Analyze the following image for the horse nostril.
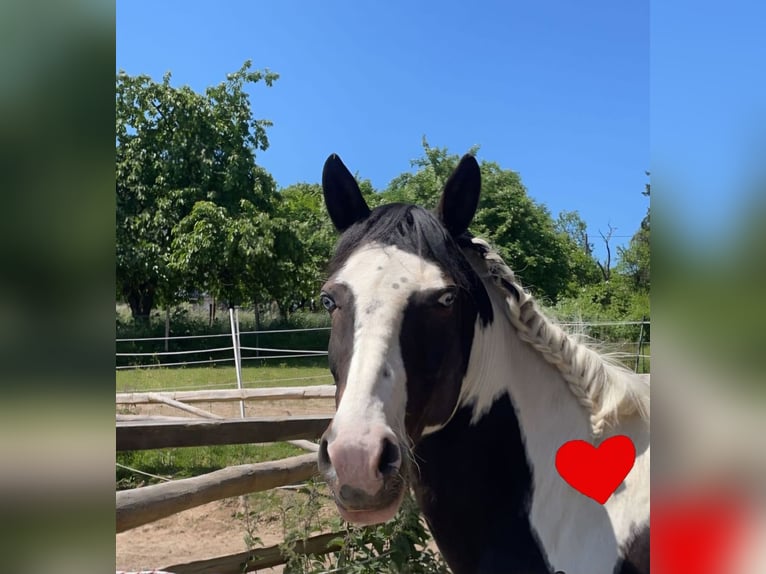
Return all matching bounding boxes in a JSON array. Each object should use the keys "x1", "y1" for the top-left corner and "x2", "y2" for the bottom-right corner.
[
  {"x1": 378, "y1": 438, "x2": 401, "y2": 477},
  {"x1": 318, "y1": 437, "x2": 331, "y2": 471}
]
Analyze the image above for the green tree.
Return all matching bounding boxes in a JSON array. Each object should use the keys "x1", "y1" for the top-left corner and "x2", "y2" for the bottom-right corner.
[
  {"x1": 382, "y1": 137, "x2": 479, "y2": 206},
  {"x1": 472, "y1": 161, "x2": 577, "y2": 303},
  {"x1": 381, "y1": 139, "x2": 584, "y2": 303},
  {"x1": 168, "y1": 200, "x2": 277, "y2": 309},
  {"x1": 555, "y1": 211, "x2": 602, "y2": 291},
  {"x1": 116, "y1": 61, "x2": 278, "y2": 320},
  {"x1": 276, "y1": 183, "x2": 337, "y2": 308},
  {"x1": 556, "y1": 210, "x2": 591, "y2": 252},
  {"x1": 617, "y1": 224, "x2": 650, "y2": 291},
  {"x1": 553, "y1": 175, "x2": 651, "y2": 342},
  {"x1": 616, "y1": 175, "x2": 650, "y2": 291}
]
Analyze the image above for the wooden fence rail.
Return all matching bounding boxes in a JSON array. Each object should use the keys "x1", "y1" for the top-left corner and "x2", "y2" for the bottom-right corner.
[
  {"x1": 116, "y1": 453, "x2": 319, "y2": 532},
  {"x1": 162, "y1": 531, "x2": 345, "y2": 574},
  {"x1": 145, "y1": 392, "x2": 224, "y2": 419},
  {"x1": 116, "y1": 385, "x2": 336, "y2": 405},
  {"x1": 117, "y1": 415, "x2": 332, "y2": 451}
]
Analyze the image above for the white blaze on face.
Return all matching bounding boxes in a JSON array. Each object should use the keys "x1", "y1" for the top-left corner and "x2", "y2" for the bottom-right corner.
[{"x1": 328, "y1": 243, "x2": 448, "y2": 490}]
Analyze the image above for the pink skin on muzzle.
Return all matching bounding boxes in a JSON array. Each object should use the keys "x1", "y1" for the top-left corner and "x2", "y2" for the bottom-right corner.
[{"x1": 320, "y1": 423, "x2": 404, "y2": 525}]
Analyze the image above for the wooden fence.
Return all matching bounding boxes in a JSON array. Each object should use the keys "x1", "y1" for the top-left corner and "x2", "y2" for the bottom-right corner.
[
  {"x1": 117, "y1": 377, "x2": 652, "y2": 572},
  {"x1": 116, "y1": 385, "x2": 336, "y2": 405},
  {"x1": 117, "y1": 453, "x2": 319, "y2": 532},
  {"x1": 117, "y1": 415, "x2": 332, "y2": 451},
  {"x1": 162, "y1": 532, "x2": 345, "y2": 574},
  {"x1": 116, "y1": 385, "x2": 338, "y2": 573}
]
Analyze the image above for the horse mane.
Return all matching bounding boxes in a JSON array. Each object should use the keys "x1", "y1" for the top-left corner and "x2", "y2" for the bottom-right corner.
[{"x1": 462, "y1": 235, "x2": 650, "y2": 437}]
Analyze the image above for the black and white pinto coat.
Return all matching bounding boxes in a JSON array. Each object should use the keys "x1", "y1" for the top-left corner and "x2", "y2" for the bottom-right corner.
[{"x1": 317, "y1": 153, "x2": 650, "y2": 574}]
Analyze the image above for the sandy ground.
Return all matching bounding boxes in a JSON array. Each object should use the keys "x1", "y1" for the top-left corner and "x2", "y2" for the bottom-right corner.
[
  {"x1": 116, "y1": 396, "x2": 337, "y2": 573},
  {"x1": 118, "y1": 397, "x2": 338, "y2": 419},
  {"x1": 116, "y1": 497, "x2": 288, "y2": 572}
]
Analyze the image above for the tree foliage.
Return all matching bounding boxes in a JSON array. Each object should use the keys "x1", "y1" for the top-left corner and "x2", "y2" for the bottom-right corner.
[
  {"x1": 116, "y1": 61, "x2": 278, "y2": 319},
  {"x1": 380, "y1": 139, "x2": 596, "y2": 303},
  {"x1": 555, "y1": 211, "x2": 603, "y2": 291},
  {"x1": 168, "y1": 199, "x2": 276, "y2": 307},
  {"x1": 116, "y1": 65, "x2": 648, "y2": 333},
  {"x1": 275, "y1": 183, "x2": 337, "y2": 306},
  {"x1": 617, "y1": 176, "x2": 650, "y2": 291},
  {"x1": 553, "y1": 174, "x2": 650, "y2": 334}
]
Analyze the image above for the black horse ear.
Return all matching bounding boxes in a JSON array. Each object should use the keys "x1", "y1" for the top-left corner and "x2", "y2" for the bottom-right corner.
[
  {"x1": 322, "y1": 154, "x2": 371, "y2": 232},
  {"x1": 437, "y1": 154, "x2": 481, "y2": 236}
]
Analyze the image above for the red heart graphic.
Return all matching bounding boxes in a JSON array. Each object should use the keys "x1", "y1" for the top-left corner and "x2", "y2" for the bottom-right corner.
[
  {"x1": 652, "y1": 490, "x2": 747, "y2": 574},
  {"x1": 555, "y1": 435, "x2": 636, "y2": 504}
]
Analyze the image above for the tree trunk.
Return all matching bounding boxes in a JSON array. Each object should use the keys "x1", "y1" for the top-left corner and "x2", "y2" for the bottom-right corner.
[
  {"x1": 126, "y1": 284, "x2": 155, "y2": 322},
  {"x1": 209, "y1": 296, "x2": 217, "y2": 327},
  {"x1": 597, "y1": 226, "x2": 615, "y2": 282}
]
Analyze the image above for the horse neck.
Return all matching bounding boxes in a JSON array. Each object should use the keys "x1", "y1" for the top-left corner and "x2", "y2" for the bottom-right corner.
[
  {"x1": 458, "y1": 282, "x2": 595, "y2": 451},
  {"x1": 415, "y1": 282, "x2": 595, "y2": 573},
  {"x1": 458, "y1": 239, "x2": 648, "y2": 438}
]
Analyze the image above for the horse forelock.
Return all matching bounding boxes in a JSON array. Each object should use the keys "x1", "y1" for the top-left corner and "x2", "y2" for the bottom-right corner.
[{"x1": 462, "y1": 235, "x2": 650, "y2": 436}]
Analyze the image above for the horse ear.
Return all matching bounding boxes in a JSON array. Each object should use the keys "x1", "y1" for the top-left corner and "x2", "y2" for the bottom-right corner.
[
  {"x1": 437, "y1": 154, "x2": 481, "y2": 236},
  {"x1": 322, "y1": 154, "x2": 371, "y2": 232}
]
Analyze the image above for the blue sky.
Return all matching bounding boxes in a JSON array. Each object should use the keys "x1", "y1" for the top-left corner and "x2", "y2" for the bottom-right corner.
[
  {"x1": 651, "y1": 1, "x2": 766, "y2": 248},
  {"x1": 117, "y1": 1, "x2": 650, "y2": 260}
]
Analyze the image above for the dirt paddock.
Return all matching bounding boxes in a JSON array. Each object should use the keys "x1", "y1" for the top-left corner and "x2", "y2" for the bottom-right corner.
[{"x1": 116, "y1": 396, "x2": 336, "y2": 573}]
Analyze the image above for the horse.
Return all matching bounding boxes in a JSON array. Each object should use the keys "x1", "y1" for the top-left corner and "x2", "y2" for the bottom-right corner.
[{"x1": 316, "y1": 153, "x2": 650, "y2": 574}]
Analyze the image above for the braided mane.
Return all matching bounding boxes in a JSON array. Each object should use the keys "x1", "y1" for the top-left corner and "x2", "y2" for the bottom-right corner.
[{"x1": 462, "y1": 236, "x2": 650, "y2": 437}]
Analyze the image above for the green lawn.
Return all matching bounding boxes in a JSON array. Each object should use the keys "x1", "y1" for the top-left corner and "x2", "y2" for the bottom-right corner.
[
  {"x1": 116, "y1": 363, "x2": 332, "y2": 488},
  {"x1": 116, "y1": 362, "x2": 333, "y2": 392},
  {"x1": 117, "y1": 442, "x2": 307, "y2": 490},
  {"x1": 117, "y1": 348, "x2": 646, "y2": 489}
]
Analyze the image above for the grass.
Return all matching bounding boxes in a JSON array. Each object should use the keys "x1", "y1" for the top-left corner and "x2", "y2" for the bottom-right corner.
[
  {"x1": 117, "y1": 442, "x2": 306, "y2": 490},
  {"x1": 116, "y1": 363, "x2": 332, "y2": 489},
  {"x1": 116, "y1": 331, "x2": 647, "y2": 494},
  {"x1": 116, "y1": 362, "x2": 333, "y2": 392}
]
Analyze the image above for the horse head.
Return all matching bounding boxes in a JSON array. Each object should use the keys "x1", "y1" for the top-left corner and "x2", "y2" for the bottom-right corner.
[{"x1": 316, "y1": 153, "x2": 491, "y2": 524}]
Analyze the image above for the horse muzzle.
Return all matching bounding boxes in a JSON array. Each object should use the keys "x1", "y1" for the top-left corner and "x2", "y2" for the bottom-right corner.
[{"x1": 318, "y1": 424, "x2": 406, "y2": 524}]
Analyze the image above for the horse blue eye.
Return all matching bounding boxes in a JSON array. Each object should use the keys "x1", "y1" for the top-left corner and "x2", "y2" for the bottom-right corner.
[
  {"x1": 320, "y1": 294, "x2": 336, "y2": 311},
  {"x1": 438, "y1": 290, "x2": 456, "y2": 307}
]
